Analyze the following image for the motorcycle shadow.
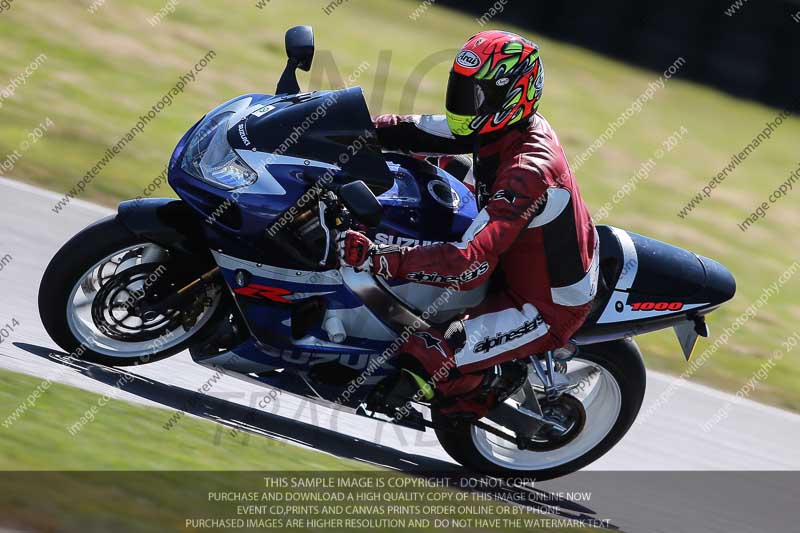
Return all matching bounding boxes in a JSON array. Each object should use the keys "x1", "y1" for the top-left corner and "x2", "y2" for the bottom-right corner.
[{"x1": 12, "y1": 342, "x2": 620, "y2": 530}]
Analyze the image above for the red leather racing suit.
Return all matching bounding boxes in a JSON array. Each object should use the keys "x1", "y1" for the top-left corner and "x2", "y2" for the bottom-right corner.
[{"x1": 372, "y1": 113, "x2": 598, "y2": 386}]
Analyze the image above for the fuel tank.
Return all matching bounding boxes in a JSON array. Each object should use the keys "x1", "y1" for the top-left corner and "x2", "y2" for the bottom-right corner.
[{"x1": 372, "y1": 154, "x2": 486, "y2": 322}]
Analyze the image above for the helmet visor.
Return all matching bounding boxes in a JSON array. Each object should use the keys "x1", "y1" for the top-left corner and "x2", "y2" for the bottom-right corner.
[
  {"x1": 446, "y1": 71, "x2": 484, "y2": 116},
  {"x1": 446, "y1": 71, "x2": 485, "y2": 136}
]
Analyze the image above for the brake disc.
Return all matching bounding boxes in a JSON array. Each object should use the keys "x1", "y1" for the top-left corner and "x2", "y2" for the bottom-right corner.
[{"x1": 91, "y1": 264, "x2": 183, "y2": 342}]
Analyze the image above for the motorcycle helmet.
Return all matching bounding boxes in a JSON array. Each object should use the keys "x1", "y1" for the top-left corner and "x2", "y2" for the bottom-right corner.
[{"x1": 446, "y1": 30, "x2": 544, "y2": 138}]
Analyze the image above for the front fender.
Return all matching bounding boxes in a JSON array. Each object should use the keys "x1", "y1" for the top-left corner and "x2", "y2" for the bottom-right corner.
[{"x1": 116, "y1": 198, "x2": 207, "y2": 255}]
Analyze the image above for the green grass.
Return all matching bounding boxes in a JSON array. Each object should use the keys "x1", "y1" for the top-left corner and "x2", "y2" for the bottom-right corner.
[
  {"x1": 0, "y1": 367, "x2": 367, "y2": 471},
  {"x1": 1, "y1": 0, "x2": 799, "y2": 410},
  {"x1": 0, "y1": 369, "x2": 597, "y2": 532}
]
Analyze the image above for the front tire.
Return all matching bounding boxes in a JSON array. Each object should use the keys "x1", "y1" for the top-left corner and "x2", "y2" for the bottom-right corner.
[
  {"x1": 435, "y1": 339, "x2": 646, "y2": 480},
  {"x1": 39, "y1": 216, "x2": 223, "y2": 366}
]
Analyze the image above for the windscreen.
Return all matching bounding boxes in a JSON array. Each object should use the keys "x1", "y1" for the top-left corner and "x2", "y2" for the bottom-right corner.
[{"x1": 242, "y1": 87, "x2": 395, "y2": 194}]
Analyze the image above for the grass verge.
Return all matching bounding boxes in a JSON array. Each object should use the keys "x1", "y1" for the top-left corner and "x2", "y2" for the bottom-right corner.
[{"x1": 0, "y1": 368, "x2": 599, "y2": 532}]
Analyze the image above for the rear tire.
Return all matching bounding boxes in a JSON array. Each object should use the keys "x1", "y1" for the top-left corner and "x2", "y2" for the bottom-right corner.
[
  {"x1": 38, "y1": 216, "x2": 224, "y2": 366},
  {"x1": 435, "y1": 339, "x2": 646, "y2": 480}
]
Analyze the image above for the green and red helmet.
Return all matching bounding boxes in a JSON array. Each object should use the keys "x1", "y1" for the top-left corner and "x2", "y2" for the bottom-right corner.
[{"x1": 446, "y1": 30, "x2": 544, "y2": 138}]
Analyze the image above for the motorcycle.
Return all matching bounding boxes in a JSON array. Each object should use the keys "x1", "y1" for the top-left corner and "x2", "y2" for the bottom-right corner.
[{"x1": 38, "y1": 26, "x2": 735, "y2": 479}]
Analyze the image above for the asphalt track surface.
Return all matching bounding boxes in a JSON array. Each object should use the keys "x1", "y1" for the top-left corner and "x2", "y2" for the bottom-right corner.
[{"x1": 0, "y1": 176, "x2": 797, "y2": 532}]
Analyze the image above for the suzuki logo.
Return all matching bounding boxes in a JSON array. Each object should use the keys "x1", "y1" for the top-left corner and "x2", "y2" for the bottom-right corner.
[{"x1": 238, "y1": 122, "x2": 251, "y2": 147}]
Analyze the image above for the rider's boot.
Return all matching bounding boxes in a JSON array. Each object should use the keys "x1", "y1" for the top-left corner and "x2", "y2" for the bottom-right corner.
[{"x1": 366, "y1": 329, "x2": 526, "y2": 422}]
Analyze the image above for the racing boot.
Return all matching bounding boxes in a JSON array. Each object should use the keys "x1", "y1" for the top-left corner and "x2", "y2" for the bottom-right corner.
[{"x1": 367, "y1": 327, "x2": 503, "y2": 422}]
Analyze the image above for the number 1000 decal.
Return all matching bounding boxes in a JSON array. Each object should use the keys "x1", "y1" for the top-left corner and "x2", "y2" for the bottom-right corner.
[{"x1": 629, "y1": 302, "x2": 684, "y2": 311}]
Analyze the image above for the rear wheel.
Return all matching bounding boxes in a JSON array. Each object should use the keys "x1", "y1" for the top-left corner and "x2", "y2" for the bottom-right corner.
[
  {"x1": 39, "y1": 216, "x2": 224, "y2": 366},
  {"x1": 435, "y1": 339, "x2": 646, "y2": 480}
]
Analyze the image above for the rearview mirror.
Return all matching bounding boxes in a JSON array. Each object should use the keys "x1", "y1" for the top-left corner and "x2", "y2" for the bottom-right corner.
[
  {"x1": 276, "y1": 25, "x2": 314, "y2": 94},
  {"x1": 339, "y1": 181, "x2": 383, "y2": 228},
  {"x1": 286, "y1": 25, "x2": 314, "y2": 71}
]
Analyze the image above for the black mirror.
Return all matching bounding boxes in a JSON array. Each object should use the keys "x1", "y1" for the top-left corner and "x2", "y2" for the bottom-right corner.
[
  {"x1": 276, "y1": 25, "x2": 314, "y2": 94},
  {"x1": 285, "y1": 25, "x2": 314, "y2": 72},
  {"x1": 339, "y1": 181, "x2": 382, "y2": 228}
]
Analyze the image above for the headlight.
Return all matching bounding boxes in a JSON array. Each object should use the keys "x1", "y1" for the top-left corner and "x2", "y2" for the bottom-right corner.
[{"x1": 180, "y1": 111, "x2": 257, "y2": 190}]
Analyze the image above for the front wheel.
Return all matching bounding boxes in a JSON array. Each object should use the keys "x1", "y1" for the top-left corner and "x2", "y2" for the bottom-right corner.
[
  {"x1": 38, "y1": 216, "x2": 224, "y2": 366},
  {"x1": 435, "y1": 339, "x2": 646, "y2": 480}
]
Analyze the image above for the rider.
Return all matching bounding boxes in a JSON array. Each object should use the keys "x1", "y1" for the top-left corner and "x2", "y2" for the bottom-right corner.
[{"x1": 337, "y1": 30, "x2": 599, "y2": 419}]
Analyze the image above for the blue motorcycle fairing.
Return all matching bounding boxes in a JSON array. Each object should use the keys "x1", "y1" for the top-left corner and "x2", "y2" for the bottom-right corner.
[
  {"x1": 200, "y1": 337, "x2": 393, "y2": 407},
  {"x1": 168, "y1": 87, "x2": 480, "y2": 393},
  {"x1": 215, "y1": 261, "x2": 392, "y2": 352}
]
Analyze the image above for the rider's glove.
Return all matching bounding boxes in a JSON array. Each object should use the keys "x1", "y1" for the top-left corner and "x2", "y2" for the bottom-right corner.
[
  {"x1": 337, "y1": 230, "x2": 374, "y2": 272},
  {"x1": 337, "y1": 230, "x2": 401, "y2": 280}
]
